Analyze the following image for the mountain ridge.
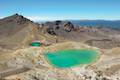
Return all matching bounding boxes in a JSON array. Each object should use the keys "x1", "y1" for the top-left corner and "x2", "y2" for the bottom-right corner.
[
  {"x1": 0, "y1": 14, "x2": 120, "y2": 50},
  {"x1": 70, "y1": 20, "x2": 120, "y2": 28}
]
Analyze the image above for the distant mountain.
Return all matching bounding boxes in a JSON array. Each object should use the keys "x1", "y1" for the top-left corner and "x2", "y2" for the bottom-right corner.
[{"x1": 71, "y1": 20, "x2": 120, "y2": 28}]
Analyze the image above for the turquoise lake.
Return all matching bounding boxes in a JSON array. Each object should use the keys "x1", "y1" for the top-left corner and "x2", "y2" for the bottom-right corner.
[{"x1": 45, "y1": 49, "x2": 99, "y2": 68}]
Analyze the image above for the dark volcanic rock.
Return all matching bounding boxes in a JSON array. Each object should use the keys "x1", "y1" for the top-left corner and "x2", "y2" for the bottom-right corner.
[
  {"x1": 42, "y1": 21, "x2": 75, "y2": 36},
  {"x1": 63, "y1": 21, "x2": 74, "y2": 32},
  {"x1": 47, "y1": 27, "x2": 56, "y2": 35}
]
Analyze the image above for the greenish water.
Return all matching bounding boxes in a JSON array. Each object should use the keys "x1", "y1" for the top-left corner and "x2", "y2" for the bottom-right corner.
[
  {"x1": 45, "y1": 49, "x2": 99, "y2": 68},
  {"x1": 30, "y1": 42, "x2": 41, "y2": 47}
]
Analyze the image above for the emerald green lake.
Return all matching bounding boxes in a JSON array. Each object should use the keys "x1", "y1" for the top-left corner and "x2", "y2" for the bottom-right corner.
[
  {"x1": 30, "y1": 42, "x2": 41, "y2": 47},
  {"x1": 45, "y1": 49, "x2": 99, "y2": 68}
]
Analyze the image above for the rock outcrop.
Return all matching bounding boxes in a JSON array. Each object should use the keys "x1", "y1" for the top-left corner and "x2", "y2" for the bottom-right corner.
[{"x1": 42, "y1": 21, "x2": 75, "y2": 36}]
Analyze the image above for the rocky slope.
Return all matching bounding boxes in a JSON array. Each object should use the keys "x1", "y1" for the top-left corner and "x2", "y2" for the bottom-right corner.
[
  {"x1": 0, "y1": 14, "x2": 39, "y2": 51},
  {"x1": 0, "y1": 14, "x2": 120, "y2": 80},
  {"x1": 41, "y1": 21, "x2": 120, "y2": 49},
  {"x1": 1, "y1": 14, "x2": 120, "y2": 50},
  {"x1": 0, "y1": 14, "x2": 65, "y2": 54},
  {"x1": 0, "y1": 42, "x2": 119, "y2": 80}
]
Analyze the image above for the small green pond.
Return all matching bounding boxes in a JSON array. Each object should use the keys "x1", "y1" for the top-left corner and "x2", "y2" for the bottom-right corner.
[
  {"x1": 45, "y1": 49, "x2": 99, "y2": 68},
  {"x1": 30, "y1": 42, "x2": 42, "y2": 47}
]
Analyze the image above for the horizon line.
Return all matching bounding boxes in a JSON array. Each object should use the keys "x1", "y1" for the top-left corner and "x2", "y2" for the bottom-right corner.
[{"x1": 0, "y1": 15, "x2": 120, "y2": 22}]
